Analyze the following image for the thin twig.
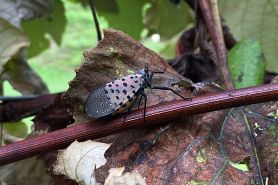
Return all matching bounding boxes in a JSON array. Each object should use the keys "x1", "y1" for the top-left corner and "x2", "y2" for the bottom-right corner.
[
  {"x1": 0, "y1": 83, "x2": 277, "y2": 166},
  {"x1": 209, "y1": 0, "x2": 233, "y2": 89},
  {"x1": 88, "y1": 0, "x2": 102, "y2": 41},
  {"x1": 197, "y1": 0, "x2": 233, "y2": 89},
  {"x1": 243, "y1": 113, "x2": 264, "y2": 184}
]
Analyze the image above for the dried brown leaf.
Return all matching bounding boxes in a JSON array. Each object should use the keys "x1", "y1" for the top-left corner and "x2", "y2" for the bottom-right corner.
[
  {"x1": 104, "y1": 167, "x2": 146, "y2": 185},
  {"x1": 64, "y1": 29, "x2": 189, "y2": 123}
]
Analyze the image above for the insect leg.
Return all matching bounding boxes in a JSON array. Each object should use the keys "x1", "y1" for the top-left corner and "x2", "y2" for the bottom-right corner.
[
  {"x1": 140, "y1": 91, "x2": 147, "y2": 122},
  {"x1": 151, "y1": 86, "x2": 191, "y2": 100},
  {"x1": 123, "y1": 94, "x2": 140, "y2": 122},
  {"x1": 137, "y1": 94, "x2": 143, "y2": 109}
]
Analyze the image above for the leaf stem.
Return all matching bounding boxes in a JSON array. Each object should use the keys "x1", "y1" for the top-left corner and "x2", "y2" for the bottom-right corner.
[
  {"x1": 88, "y1": 0, "x2": 102, "y2": 41},
  {"x1": 198, "y1": 0, "x2": 233, "y2": 89}
]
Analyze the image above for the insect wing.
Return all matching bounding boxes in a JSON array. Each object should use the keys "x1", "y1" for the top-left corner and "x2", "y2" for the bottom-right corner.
[
  {"x1": 104, "y1": 74, "x2": 143, "y2": 112},
  {"x1": 85, "y1": 85, "x2": 117, "y2": 118}
]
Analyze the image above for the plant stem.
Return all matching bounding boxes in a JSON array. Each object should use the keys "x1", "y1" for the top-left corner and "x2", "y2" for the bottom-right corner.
[
  {"x1": 0, "y1": 83, "x2": 277, "y2": 166},
  {"x1": 88, "y1": 0, "x2": 102, "y2": 41},
  {"x1": 198, "y1": 0, "x2": 233, "y2": 89}
]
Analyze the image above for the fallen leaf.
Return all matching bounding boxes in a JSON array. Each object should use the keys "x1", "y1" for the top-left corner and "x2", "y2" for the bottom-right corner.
[
  {"x1": 53, "y1": 140, "x2": 111, "y2": 185},
  {"x1": 104, "y1": 167, "x2": 146, "y2": 185},
  {"x1": 62, "y1": 28, "x2": 277, "y2": 184},
  {"x1": 34, "y1": 93, "x2": 74, "y2": 132},
  {"x1": 0, "y1": 157, "x2": 53, "y2": 185},
  {"x1": 3, "y1": 51, "x2": 49, "y2": 94},
  {"x1": 0, "y1": 18, "x2": 29, "y2": 72},
  {"x1": 64, "y1": 29, "x2": 190, "y2": 123}
]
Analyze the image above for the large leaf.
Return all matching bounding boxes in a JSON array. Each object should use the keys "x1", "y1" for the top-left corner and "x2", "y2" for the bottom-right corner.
[
  {"x1": 228, "y1": 39, "x2": 265, "y2": 88},
  {"x1": 144, "y1": 0, "x2": 193, "y2": 39},
  {"x1": 0, "y1": 18, "x2": 29, "y2": 72},
  {"x1": 97, "y1": 0, "x2": 147, "y2": 40},
  {"x1": 0, "y1": 0, "x2": 52, "y2": 27},
  {"x1": 219, "y1": 0, "x2": 278, "y2": 72},
  {"x1": 21, "y1": 0, "x2": 67, "y2": 58},
  {"x1": 64, "y1": 29, "x2": 188, "y2": 123},
  {"x1": 3, "y1": 54, "x2": 49, "y2": 94}
]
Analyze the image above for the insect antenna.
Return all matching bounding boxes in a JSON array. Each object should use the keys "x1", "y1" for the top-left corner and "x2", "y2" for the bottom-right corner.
[{"x1": 151, "y1": 85, "x2": 190, "y2": 100}]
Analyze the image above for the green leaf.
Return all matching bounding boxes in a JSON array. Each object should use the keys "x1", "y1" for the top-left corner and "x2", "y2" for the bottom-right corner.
[
  {"x1": 94, "y1": 0, "x2": 119, "y2": 13},
  {"x1": 97, "y1": 0, "x2": 147, "y2": 40},
  {"x1": 0, "y1": 18, "x2": 30, "y2": 72},
  {"x1": 4, "y1": 121, "x2": 28, "y2": 138},
  {"x1": 229, "y1": 161, "x2": 249, "y2": 172},
  {"x1": 21, "y1": 0, "x2": 67, "y2": 58},
  {"x1": 144, "y1": 0, "x2": 193, "y2": 39},
  {"x1": 228, "y1": 39, "x2": 265, "y2": 88},
  {"x1": 219, "y1": 0, "x2": 278, "y2": 72}
]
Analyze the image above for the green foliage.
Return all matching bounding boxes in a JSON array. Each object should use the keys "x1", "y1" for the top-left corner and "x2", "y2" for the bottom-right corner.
[
  {"x1": 24, "y1": 0, "x2": 100, "y2": 93},
  {"x1": 94, "y1": 0, "x2": 119, "y2": 13},
  {"x1": 228, "y1": 39, "x2": 265, "y2": 88},
  {"x1": 229, "y1": 161, "x2": 249, "y2": 172},
  {"x1": 22, "y1": 0, "x2": 67, "y2": 58},
  {"x1": 219, "y1": 0, "x2": 278, "y2": 72},
  {"x1": 97, "y1": 0, "x2": 147, "y2": 40},
  {"x1": 4, "y1": 121, "x2": 28, "y2": 138},
  {"x1": 144, "y1": 0, "x2": 193, "y2": 39}
]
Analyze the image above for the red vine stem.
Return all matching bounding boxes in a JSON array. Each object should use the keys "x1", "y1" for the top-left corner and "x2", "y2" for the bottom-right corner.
[{"x1": 0, "y1": 83, "x2": 278, "y2": 166}]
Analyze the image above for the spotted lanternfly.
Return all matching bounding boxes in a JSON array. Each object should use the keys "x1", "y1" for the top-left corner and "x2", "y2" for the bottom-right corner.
[{"x1": 85, "y1": 66, "x2": 186, "y2": 119}]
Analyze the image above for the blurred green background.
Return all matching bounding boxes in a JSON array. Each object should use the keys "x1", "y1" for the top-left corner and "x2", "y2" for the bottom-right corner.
[
  {"x1": 4, "y1": 0, "x2": 179, "y2": 96},
  {"x1": 5, "y1": 1, "x2": 103, "y2": 95}
]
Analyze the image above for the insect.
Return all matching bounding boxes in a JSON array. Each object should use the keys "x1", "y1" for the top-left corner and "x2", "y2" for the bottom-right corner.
[{"x1": 85, "y1": 66, "x2": 186, "y2": 119}]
